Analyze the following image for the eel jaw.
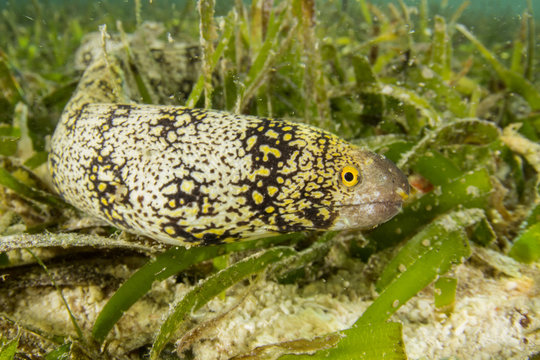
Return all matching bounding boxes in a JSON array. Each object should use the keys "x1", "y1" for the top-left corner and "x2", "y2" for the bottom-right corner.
[{"x1": 333, "y1": 199, "x2": 406, "y2": 230}]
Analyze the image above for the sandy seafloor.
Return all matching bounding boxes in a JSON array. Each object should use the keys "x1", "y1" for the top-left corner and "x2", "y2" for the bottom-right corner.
[{"x1": 1, "y1": 237, "x2": 538, "y2": 360}]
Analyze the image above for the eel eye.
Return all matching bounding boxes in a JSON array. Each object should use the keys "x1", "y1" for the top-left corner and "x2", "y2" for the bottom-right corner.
[{"x1": 341, "y1": 165, "x2": 360, "y2": 187}]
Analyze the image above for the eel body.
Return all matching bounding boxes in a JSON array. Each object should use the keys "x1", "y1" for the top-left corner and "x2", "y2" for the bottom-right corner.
[{"x1": 48, "y1": 36, "x2": 409, "y2": 246}]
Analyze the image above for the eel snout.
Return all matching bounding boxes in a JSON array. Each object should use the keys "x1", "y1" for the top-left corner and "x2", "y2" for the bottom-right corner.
[{"x1": 335, "y1": 153, "x2": 409, "y2": 230}]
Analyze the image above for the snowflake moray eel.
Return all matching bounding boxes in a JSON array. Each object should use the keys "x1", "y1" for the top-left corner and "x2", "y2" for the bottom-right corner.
[{"x1": 48, "y1": 37, "x2": 409, "y2": 247}]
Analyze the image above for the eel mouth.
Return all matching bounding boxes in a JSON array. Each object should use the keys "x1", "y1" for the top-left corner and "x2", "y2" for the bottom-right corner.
[{"x1": 334, "y1": 200, "x2": 404, "y2": 229}]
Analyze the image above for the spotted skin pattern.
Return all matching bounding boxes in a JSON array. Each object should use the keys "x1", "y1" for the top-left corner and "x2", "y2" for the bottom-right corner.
[{"x1": 49, "y1": 47, "x2": 409, "y2": 246}]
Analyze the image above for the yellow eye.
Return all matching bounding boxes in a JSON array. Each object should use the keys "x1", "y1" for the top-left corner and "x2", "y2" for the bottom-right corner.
[{"x1": 341, "y1": 165, "x2": 360, "y2": 187}]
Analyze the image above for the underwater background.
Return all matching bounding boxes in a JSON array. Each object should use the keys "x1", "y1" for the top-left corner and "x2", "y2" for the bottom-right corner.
[
  {"x1": 2, "y1": 0, "x2": 540, "y2": 47},
  {"x1": 0, "y1": 0, "x2": 539, "y2": 359}
]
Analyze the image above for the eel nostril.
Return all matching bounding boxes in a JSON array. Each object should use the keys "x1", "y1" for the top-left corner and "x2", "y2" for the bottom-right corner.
[{"x1": 396, "y1": 187, "x2": 409, "y2": 201}]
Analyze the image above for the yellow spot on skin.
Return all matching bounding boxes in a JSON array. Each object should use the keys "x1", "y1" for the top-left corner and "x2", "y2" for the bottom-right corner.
[
  {"x1": 206, "y1": 228, "x2": 225, "y2": 236},
  {"x1": 181, "y1": 179, "x2": 194, "y2": 194},
  {"x1": 265, "y1": 129, "x2": 279, "y2": 139},
  {"x1": 248, "y1": 167, "x2": 270, "y2": 181},
  {"x1": 283, "y1": 133, "x2": 292, "y2": 141},
  {"x1": 202, "y1": 203, "x2": 211, "y2": 214},
  {"x1": 282, "y1": 126, "x2": 292, "y2": 131},
  {"x1": 281, "y1": 199, "x2": 294, "y2": 206},
  {"x1": 92, "y1": 166, "x2": 98, "y2": 173},
  {"x1": 267, "y1": 186, "x2": 278, "y2": 196},
  {"x1": 102, "y1": 124, "x2": 109, "y2": 131},
  {"x1": 165, "y1": 208, "x2": 189, "y2": 219},
  {"x1": 98, "y1": 183, "x2": 107, "y2": 192},
  {"x1": 260, "y1": 145, "x2": 281, "y2": 161},
  {"x1": 97, "y1": 155, "x2": 103, "y2": 162},
  {"x1": 311, "y1": 191, "x2": 324, "y2": 198},
  {"x1": 186, "y1": 207, "x2": 198, "y2": 216},
  {"x1": 100, "y1": 197, "x2": 108, "y2": 206},
  {"x1": 175, "y1": 113, "x2": 192, "y2": 125},
  {"x1": 280, "y1": 163, "x2": 297, "y2": 175},
  {"x1": 162, "y1": 184, "x2": 177, "y2": 195},
  {"x1": 265, "y1": 206, "x2": 275, "y2": 213},
  {"x1": 252, "y1": 191, "x2": 264, "y2": 205},
  {"x1": 283, "y1": 213, "x2": 313, "y2": 227},
  {"x1": 223, "y1": 237, "x2": 237, "y2": 243},
  {"x1": 277, "y1": 177, "x2": 284, "y2": 184},
  {"x1": 169, "y1": 200, "x2": 176, "y2": 208},
  {"x1": 257, "y1": 168, "x2": 270, "y2": 176},
  {"x1": 257, "y1": 180, "x2": 263, "y2": 187},
  {"x1": 318, "y1": 207, "x2": 330, "y2": 220},
  {"x1": 267, "y1": 214, "x2": 277, "y2": 225},
  {"x1": 246, "y1": 135, "x2": 257, "y2": 151},
  {"x1": 112, "y1": 210, "x2": 123, "y2": 220},
  {"x1": 90, "y1": 175, "x2": 96, "y2": 181},
  {"x1": 290, "y1": 139, "x2": 307, "y2": 147},
  {"x1": 258, "y1": 126, "x2": 264, "y2": 132},
  {"x1": 167, "y1": 131, "x2": 177, "y2": 143}
]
